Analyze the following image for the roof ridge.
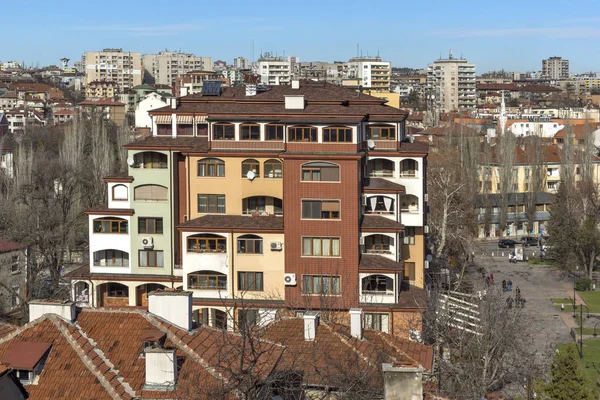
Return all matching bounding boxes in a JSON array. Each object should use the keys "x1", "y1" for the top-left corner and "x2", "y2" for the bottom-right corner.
[
  {"x1": 136, "y1": 309, "x2": 242, "y2": 398},
  {"x1": 320, "y1": 322, "x2": 377, "y2": 368},
  {"x1": 47, "y1": 315, "x2": 134, "y2": 399},
  {"x1": 0, "y1": 314, "x2": 50, "y2": 345}
]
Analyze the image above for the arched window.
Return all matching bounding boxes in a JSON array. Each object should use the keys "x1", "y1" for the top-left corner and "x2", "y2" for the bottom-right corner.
[
  {"x1": 400, "y1": 159, "x2": 418, "y2": 177},
  {"x1": 134, "y1": 185, "x2": 168, "y2": 201},
  {"x1": 241, "y1": 159, "x2": 260, "y2": 178},
  {"x1": 368, "y1": 159, "x2": 394, "y2": 177},
  {"x1": 237, "y1": 234, "x2": 263, "y2": 254},
  {"x1": 93, "y1": 250, "x2": 129, "y2": 267},
  {"x1": 188, "y1": 271, "x2": 227, "y2": 290},
  {"x1": 106, "y1": 283, "x2": 129, "y2": 298},
  {"x1": 187, "y1": 234, "x2": 227, "y2": 253},
  {"x1": 198, "y1": 158, "x2": 225, "y2": 177},
  {"x1": 365, "y1": 196, "x2": 394, "y2": 214},
  {"x1": 212, "y1": 123, "x2": 235, "y2": 140},
  {"x1": 111, "y1": 185, "x2": 128, "y2": 201},
  {"x1": 301, "y1": 162, "x2": 339, "y2": 182},
  {"x1": 361, "y1": 275, "x2": 393, "y2": 293},
  {"x1": 323, "y1": 126, "x2": 352, "y2": 142},
  {"x1": 240, "y1": 123, "x2": 260, "y2": 140},
  {"x1": 368, "y1": 125, "x2": 396, "y2": 140},
  {"x1": 264, "y1": 159, "x2": 282, "y2": 178},
  {"x1": 133, "y1": 151, "x2": 168, "y2": 169},
  {"x1": 93, "y1": 217, "x2": 128, "y2": 234},
  {"x1": 265, "y1": 124, "x2": 284, "y2": 141},
  {"x1": 288, "y1": 126, "x2": 317, "y2": 142},
  {"x1": 401, "y1": 195, "x2": 419, "y2": 212}
]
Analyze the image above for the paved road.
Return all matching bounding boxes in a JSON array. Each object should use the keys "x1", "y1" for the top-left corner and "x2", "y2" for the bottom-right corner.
[
  {"x1": 476, "y1": 240, "x2": 544, "y2": 259},
  {"x1": 475, "y1": 256, "x2": 573, "y2": 352}
]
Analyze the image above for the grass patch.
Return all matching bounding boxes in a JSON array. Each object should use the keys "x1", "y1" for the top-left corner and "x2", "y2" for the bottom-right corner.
[
  {"x1": 557, "y1": 341, "x2": 600, "y2": 386},
  {"x1": 575, "y1": 327, "x2": 600, "y2": 336},
  {"x1": 554, "y1": 304, "x2": 576, "y2": 312},
  {"x1": 579, "y1": 291, "x2": 600, "y2": 313},
  {"x1": 528, "y1": 258, "x2": 556, "y2": 265},
  {"x1": 552, "y1": 298, "x2": 574, "y2": 304}
]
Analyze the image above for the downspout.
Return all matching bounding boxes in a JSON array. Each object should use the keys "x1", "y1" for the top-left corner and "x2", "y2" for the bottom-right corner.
[
  {"x1": 170, "y1": 147, "x2": 174, "y2": 288},
  {"x1": 230, "y1": 228, "x2": 235, "y2": 325},
  {"x1": 187, "y1": 153, "x2": 191, "y2": 221}
]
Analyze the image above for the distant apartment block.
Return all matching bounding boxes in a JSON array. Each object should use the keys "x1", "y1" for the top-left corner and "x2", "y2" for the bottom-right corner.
[
  {"x1": 142, "y1": 52, "x2": 212, "y2": 87},
  {"x1": 174, "y1": 71, "x2": 224, "y2": 97},
  {"x1": 0, "y1": 61, "x2": 21, "y2": 71},
  {"x1": 255, "y1": 54, "x2": 292, "y2": 85},
  {"x1": 233, "y1": 57, "x2": 249, "y2": 70},
  {"x1": 82, "y1": 49, "x2": 142, "y2": 92},
  {"x1": 347, "y1": 57, "x2": 391, "y2": 91},
  {"x1": 427, "y1": 51, "x2": 476, "y2": 113},
  {"x1": 542, "y1": 56, "x2": 569, "y2": 80},
  {"x1": 85, "y1": 81, "x2": 117, "y2": 99}
]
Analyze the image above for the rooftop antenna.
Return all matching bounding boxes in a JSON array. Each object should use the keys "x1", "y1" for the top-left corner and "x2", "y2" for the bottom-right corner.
[
  {"x1": 357, "y1": 43, "x2": 359, "y2": 57},
  {"x1": 449, "y1": 49, "x2": 453, "y2": 59},
  {"x1": 251, "y1": 40, "x2": 254, "y2": 63}
]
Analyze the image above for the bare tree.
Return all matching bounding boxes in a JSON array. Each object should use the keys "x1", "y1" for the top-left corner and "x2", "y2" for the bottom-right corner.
[
  {"x1": 497, "y1": 131, "x2": 516, "y2": 236},
  {"x1": 523, "y1": 136, "x2": 547, "y2": 234}
]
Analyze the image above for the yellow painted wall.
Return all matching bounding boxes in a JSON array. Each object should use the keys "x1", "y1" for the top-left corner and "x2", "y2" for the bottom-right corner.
[
  {"x1": 365, "y1": 91, "x2": 401, "y2": 109},
  {"x1": 401, "y1": 227, "x2": 425, "y2": 288}
]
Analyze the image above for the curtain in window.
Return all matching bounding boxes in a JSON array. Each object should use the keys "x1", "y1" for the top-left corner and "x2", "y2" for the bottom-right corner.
[
  {"x1": 302, "y1": 238, "x2": 312, "y2": 256},
  {"x1": 139, "y1": 251, "x2": 148, "y2": 267},
  {"x1": 217, "y1": 196, "x2": 226, "y2": 213},
  {"x1": 369, "y1": 197, "x2": 377, "y2": 212},
  {"x1": 383, "y1": 197, "x2": 393, "y2": 212},
  {"x1": 313, "y1": 238, "x2": 322, "y2": 255},
  {"x1": 332, "y1": 239, "x2": 340, "y2": 256},
  {"x1": 156, "y1": 251, "x2": 164, "y2": 267},
  {"x1": 322, "y1": 238, "x2": 331, "y2": 256}
]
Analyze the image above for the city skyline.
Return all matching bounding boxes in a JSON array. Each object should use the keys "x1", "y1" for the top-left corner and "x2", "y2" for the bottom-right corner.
[{"x1": 3, "y1": 0, "x2": 600, "y2": 73}]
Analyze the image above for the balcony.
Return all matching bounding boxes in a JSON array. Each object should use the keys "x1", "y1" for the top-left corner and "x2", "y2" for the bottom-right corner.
[{"x1": 368, "y1": 159, "x2": 395, "y2": 178}]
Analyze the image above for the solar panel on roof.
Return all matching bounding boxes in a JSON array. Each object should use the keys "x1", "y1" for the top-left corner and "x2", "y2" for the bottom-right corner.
[{"x1": 202, "y1": 81, "x2": 222, "y2": 96}]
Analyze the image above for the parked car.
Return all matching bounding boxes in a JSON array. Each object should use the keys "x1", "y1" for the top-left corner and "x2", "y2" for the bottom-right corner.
[
  {"x1": 520, "y1": 236, "x2": 538, "y2": 247},
  {"x1": 498, "y1": 239, "x2": 517, "y2": 248}
]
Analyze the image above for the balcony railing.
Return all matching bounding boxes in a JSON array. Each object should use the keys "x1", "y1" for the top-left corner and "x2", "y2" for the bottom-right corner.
[
  {"x1": 94, "y1": 260, "x2": 129, "y2": 267},
  {"x1": 369, "y1": 170, "x2": 394, "y2": 178},
  {"x1": 364, "y1": 245, "x2": 392, "y2": 254}
]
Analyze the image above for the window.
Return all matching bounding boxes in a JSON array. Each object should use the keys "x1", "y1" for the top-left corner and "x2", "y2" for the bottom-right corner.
[
  {"x1": 198, "y1": 158, "x2": 225, "y2": 177},
  {"x1": 403, "y1": 227, "x2": 416, "y2": 245},
  {"x1": 400, "y1": 195, "x2": 419, "y2": 212},
  {"x1": 94, "y1": 250, "x2": 129, "y2": 267},
  {"x1": 107, "y1": 283, "x2": 129, "y2": 297},
  {"x1": 133, "y1": 152, "x2": 168, "y2": 169},
  {"x1": 93, "y1": 218, "x2": 128, "y2": 234},
  {"x1": 139, "y1": 250, "x2": 164, "y2": 267},
  {"x1": 366, "y1": 196, "x2": 394, "y2": 214},
  {"x1": 238, "y1": 272, "x2": 264, "y2": 291},
  {"x1": 241, "y1": 159, "x2": 260, "y2": 178},
  {"x1": 266, "y1": 124, "x2": 284, "y2": 140},
  {"x1": 213, "y1": 123, "x2": 235, "y2": 140},
  {"x1": 237, "y1": 235, "x2": 263, "y2": 254},
  {"x1": 400, "y1": 159, "x2": 418, "y2": 177},
  {"x1": 15, "y1": 369, "x2": 31, "y2": 383},
  {"x1": 323, "y1": 127, "x2": 352, "y2": 142},
  {"x1": 112, "y1": 184, "x2": 128, "y2": 201},
  {"x1": 369, "y1": 159, "x2": 394, "y2": 177},
  {"x1": 302, "y1": 200, "x2": 340, "y2": 219},
  {"x1": 157, "y1": 124, "x2": 172, "y2": 136},
  {"x1": 302, "y1": 275, "x2": 341, "y2": 295},
  {"x1": 11, "y1": 255, "x2": 18, "y2": 273},
  {"x1": 188, "y1": 272, "x2": 227, "y2": 290},
  {"x1": 362, "y1": 275, "x2": 392, "y2": 293},
  {"x1": 301, "y1": 162, "x2": 339, "y2": 182},
  {"x1": 240, "y1": 123, "x2": 260, "y2": 140},
  {"x1": 134, "y1": 185, "x2": 168, "y2": 201},
  {"x1": 238, "y1": 309, "x2": 258, "y2": 329},
  {"x1": 302, "y1": 237, "x2": 340, "y2": 257},
  {"x1": 177, "y1": 124, "x2": 193, "y2": 136},
  {"x1": 368, "y1": 125, "x2": 395, "y2": 140},
  {"x1": 188, "y1": 235, "x2": 227, "y2": 253},
  {"x1": 264, "y1": 159, "x2": 282, "y2": 178},
  {"x1": 11, "y1": 285, "x2": 19, "y2": 307},
  {"x1": 365, "y1": 235, "x2": 392, "y2": 253},
  {"x1": 198, "y1": 194, "x2": 226, "y2": 213},
  {"x1": 288, "y1": 126, "x2": 317, "y2": 142},
  {"x1": 138, "y1": 217, "x2": 163, "y2": 234},
  {"x1": 364, "y1": 313, "x2": 389, "y2": 333},
  {"x1": 403, "y1": 262, "x2": 416, "y2": 281}
]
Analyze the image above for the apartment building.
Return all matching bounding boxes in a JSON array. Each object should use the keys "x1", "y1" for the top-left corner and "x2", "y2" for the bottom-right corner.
[
  {"x1": 68, "y1": 81, "x2": 429, "y2": 338},
  {"x1": 347, "y1": 57, "x2": 391, "y2": 91},
  {"x1": 85, "y1": 81, "x2": 117, "y2": 99},
  {"x1": 427, "y1": 52, "x2": 477, "y2": 113},
  {"x1": 82, "y1": 49, "x2": 142, "y2": 92},
  {"x1": 142, "y1": 51, "x2": 212, "y2": 86},
  {"x1": 233, "y1": 56, "x2": 249, "y2": 70},
  {"x1": 542, "y1": 56, "x2": 569, "y2": 80},
  {"x1": 255, "y1": 54, "x2": 292, "y2": 85},
  {"x1": 0, "y1": 238, "x2": 30, "y2": 313},
  {"x1": 174, "y1": 71, "x2": 223, "y2": 97}
]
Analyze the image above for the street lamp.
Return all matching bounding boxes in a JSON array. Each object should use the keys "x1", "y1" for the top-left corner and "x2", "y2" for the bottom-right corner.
[{"x1": 592, "y1": 321, "x2": 600, "y2": 337}]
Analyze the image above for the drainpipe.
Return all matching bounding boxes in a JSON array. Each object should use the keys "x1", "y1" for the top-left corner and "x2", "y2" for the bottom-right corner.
[
  {"x1": 170, "y1": 147, "x2": 174, "y2": 288},
  {"x1": 230, "y1": 228, "x2": 235, "y2": 326}
]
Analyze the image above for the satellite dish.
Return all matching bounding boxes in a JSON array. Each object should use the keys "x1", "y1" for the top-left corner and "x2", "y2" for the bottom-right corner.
[
  {"x1": 127, "y1": 158, "x2": 135, "y2": 167},
  {"x1": 426, "y1": 254, "x2": 433, "y2": 262},
  {"x1": 547, "y1": 171, "x2": 551, "y2": 176},
  {"x1": 246, "y1": 170, "x2": 256, "y2": 181},
  {"x1": 367, "y1": 139, "x2": 375, "y2": 150}
]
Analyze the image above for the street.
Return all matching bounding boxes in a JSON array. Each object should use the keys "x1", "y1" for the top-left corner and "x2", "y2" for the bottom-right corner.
[{"x1": 476, "y1": 239, "x2": 544, "y2": 260}]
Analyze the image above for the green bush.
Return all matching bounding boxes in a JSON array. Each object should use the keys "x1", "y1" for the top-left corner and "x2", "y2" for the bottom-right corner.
[{"x1": 575, "y1": 278, "x2": 593, "y2": 291}]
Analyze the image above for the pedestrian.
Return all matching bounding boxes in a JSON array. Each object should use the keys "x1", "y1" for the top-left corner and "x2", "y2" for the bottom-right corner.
[
  {"x1": 516, "y1": 286, "x2": 521, "y2": 295},
  {"x1": 471, "y1": 251, "x2": 475, "y2": 263},
  {"x1": 506, "y1": 296, "x2": 514, "y2": 309},
  {"x1": 485, "y1": 276, "x2": 491, "y2": 287},
  {"x1": 507, "y1": 279, "x2": 513, "y2": 292},
  {"x1": 502, "y1": 279, "x2": 507, "y2": 292},
  {"x1": 490, "y1": 273, "x2": 494, "y2": 285}
]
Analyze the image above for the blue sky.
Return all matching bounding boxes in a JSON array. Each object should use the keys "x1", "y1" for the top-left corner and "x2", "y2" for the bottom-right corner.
[{"x1": 3, "y1": 0, "x2": 600, "y2": 73}]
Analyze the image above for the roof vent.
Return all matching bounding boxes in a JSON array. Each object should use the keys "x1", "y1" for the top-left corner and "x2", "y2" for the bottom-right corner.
[
  {"x1": 144, "y1": 347, "x2": 177, "y2": 390},
  {"x1": 1, "y1": 341, "x2": 52, "y2": 385},
  {"x1": 303, "y1": 311, "x2": 319, "y2": 341},
  {"x1": 246, "y1": 84, "x2": 257, "y2": 97},
  {"x1": 285, "y1": 95, "x2": 305, "y2": 110},
  {"x1": 29, "y1": 300, "x2": 76, "y2": 323},
  {"x1": 291, "y1": 80, "x2": 300, "y2": 89}
]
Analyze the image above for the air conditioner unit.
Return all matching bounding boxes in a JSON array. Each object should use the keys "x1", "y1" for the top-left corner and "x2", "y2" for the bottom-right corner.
[
  {"x1": 424, "y1": 225, "x2": 430, "y2": 234},
  {"x1": 141, "y1": 236, "x2": 154, "y2": 249},
  {"x1": 284, "y1": 273, "x2": 297, "y2": 286},
  {"x1": 361, "y1": 195, "x2": 368, "y2": 206},
  {"x1": 270, "y1": 242, "x2": 283, "y2": 251},
  {"x1": 424, "y1": 193, "x2": 428, "y2": 202}
]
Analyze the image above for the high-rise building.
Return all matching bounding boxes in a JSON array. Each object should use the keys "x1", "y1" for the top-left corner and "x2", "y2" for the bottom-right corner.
[
  {"x1": 142, "y1": 52, "x2": 212, "y2": 86},
  {"x1": 427, "y1": 51, "x2": 476, "y2": 113},
  {"x1": 346, "y1": 57, "x2": 391, "y2": 91},
  {"x1": 254, "y1": 53, "x2": 292, "y2": 85},
  {"x1": 542, "y1": 56, "x2": 569, "y2": 80},
  {"x1": 70, "y1": 81, "x2": 429, "y2": 337},
  {"x1": 82, "y1": 49, "x2": 142, "y2": 92},
  {"x1": 233, "y1": 57, "x2": 249, "y2": 70}
]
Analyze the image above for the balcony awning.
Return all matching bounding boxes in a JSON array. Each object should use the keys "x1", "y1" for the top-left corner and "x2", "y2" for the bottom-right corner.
[
  {"x1": 155, "y1": 115, "x2": 172, "y2": 124},
  {"x1": 177, "y1": 115, "x2": 193, "y2": 124},
  {"x1": 195, "y1": 115, "x2": 207, "y2": 123}
]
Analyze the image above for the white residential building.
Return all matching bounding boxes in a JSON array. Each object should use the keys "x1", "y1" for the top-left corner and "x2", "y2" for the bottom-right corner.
[
  {"x1": 255, "y1": 54, "x2": 291, "y2": 85},
  {"x1": 135, "y1": 92, "x2": 169, "y2": 128},
  {"x1": 233, "y1": 57, "x2": 248, "y2": 70},
  {"x1": 427, "y1": 51, "x2": 477, "y2": 113},
  {"x1": 542, "y1": 56, "x2": 569, "y2": 80},
  {"x1": 82, "y1": 49, "x2": 142, "y2": 92},
  {"x1": 346, "y1": 57, "x2": 391, "y2": 91},
  {"x1": 142, "y1": 52, "x2": 213, "y2": 86}
]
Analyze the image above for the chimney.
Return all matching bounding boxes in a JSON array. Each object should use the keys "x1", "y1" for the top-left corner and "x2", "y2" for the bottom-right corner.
[
  {"x1": 303, "y1": 311, "x2": 319, "y2": 341},
  {"x1": 144, "y1": 347, "x2": 177, "y2": 389},
  {"x1": 349, "y1": 308, "x2": 363, "y2": 339},
  {"x1": 246, "y1": 84, "x2": 257, "y2": 97},
  {"x1": 291, "y1": 79, "x2": 300, "y2": 89},
  {"x1": 29, "y1": 300, "x2": 76, "y2": 323},
  {"x1": 148, "y1": 290, "x2": 193, "y2": 331},
  {"x1": 382, "y1": 363, "x2": 423, "y2": 400},
  {"x1": 180, "y1": 87, "x2": 188, "y2": 97},
  {"x1": 170, "y1": 98, "x2": 177, "y2": 109},
  {"x1": 285, "y1": 95, "x2": 305, "y2": 110}
]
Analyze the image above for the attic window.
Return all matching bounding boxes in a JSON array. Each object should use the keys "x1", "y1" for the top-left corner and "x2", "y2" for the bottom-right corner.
[
  {"x1": 140, "y1": 329, "x2": 167, "y2": 353},
  {"x1": 1, "y1": 341, "x2": 52, "y2": 385}
]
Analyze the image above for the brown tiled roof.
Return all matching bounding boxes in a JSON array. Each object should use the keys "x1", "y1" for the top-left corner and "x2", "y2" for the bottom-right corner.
[
  {"x1": 363, "y1": 178, "x2": 405, "y2": 192},
  {"x1": 397, "y1": 283, "x2": 429, "y2": 310},
  {"x1": 0, "y1": 237, "x2": 26, "y2": 253},
  {"x1": 0, "y1": 322, "x2": 16, "y2": 338},
  {"x1": 361, "y1": 215, "x2": 404, "y2": 231},
  {"x1": 123, "y1": 135, "x2": 209, "y2": 152},
  {"x1": 103, "y1": 170, "x2": 133, "y2": 182},
  {"x1": 79, "y1": 99, "x2": 126, "y2": 106},
  {"x1": 359, "y1": 254, "x2": 404, "y2": 272},
  {"x1": 398, "y1": 140, "x2": 429, "y2": 153},
  {"x1": 554, "y1": 122, "x2": 600, "y2": 139},
  {"x1": 363, "y1": 329, "x2": 434, "y2": 372},
  {"x1": 1, "y1": 341, "x2": 52, "y2": 369},
  {"x1": 53, "y1": 109, "x2": 74, "y2": 115},
  {"x1": 8, "y1": 83, "x2": 52, "y2": 93},
  {"x1": 518, "y1": 84, "x2": 561, "y2": 93},
  {"x1": 179, "y1": 214, "x2": 284, "y2": 231},
  {"x1": 476, "y1": 83, "x2": 518, "y2": 91},
  {"x1": 420, "y1": 125, "x2": 482, "y2": 137},
  {"x1": 84, "y1": 205, "x2": 135, "y2": 216}
]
